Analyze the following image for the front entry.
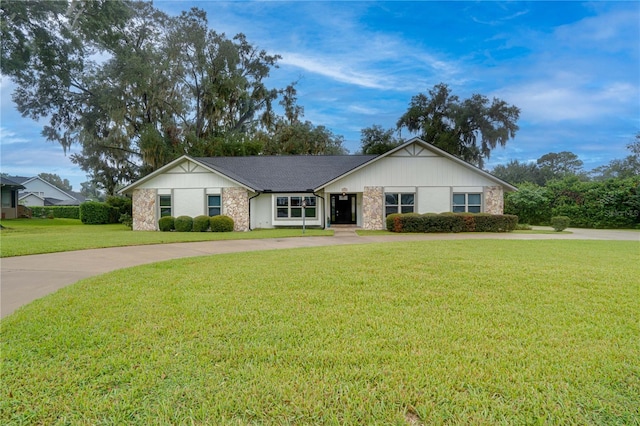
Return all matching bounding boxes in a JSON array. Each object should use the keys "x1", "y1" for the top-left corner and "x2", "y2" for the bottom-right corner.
[{"x1": 330, "y1": 194, "x2": 357, "y2": 225}]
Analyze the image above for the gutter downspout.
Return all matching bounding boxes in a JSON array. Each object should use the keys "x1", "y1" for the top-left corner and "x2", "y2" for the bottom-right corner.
[
  {"x1": 248, "y1": 191, "x2": 262, "y2": 231},
  {"x1": 313, "y1": 191, "x2": 326, "y2": 229}
]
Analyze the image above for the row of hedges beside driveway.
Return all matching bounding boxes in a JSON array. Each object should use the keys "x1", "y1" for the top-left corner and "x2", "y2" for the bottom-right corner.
[
  {"x1": 159, "y1": 215, "x2": 235, "y2": 232},
  {"x1": 30, "y1": 206, "x2": 80, "y2": 219},
  {"x1": 386, "y1": 213, "x2": 519, "y2": 233}
]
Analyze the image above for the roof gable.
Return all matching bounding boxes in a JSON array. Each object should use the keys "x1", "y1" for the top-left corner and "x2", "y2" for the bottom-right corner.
[
  {"x1": 319, "y1": 138, "x2": 517, "y2": 191},
  {"x1": 119, "y1": 156, "x2": 256, "y2": 194}
]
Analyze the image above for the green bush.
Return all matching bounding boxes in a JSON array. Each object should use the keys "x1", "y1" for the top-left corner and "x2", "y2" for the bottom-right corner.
[
  {"x1": 193, "y1": 215, "x2": 211, "y2": 232},
  {"x1": 210, "y1": 215, "x2": 234, "y2": 232},
  {"x1": 399, "y1": 213, "x2": 424, "y2": 232},
  {"x1": 174, "y1": 216, "x2": 193, "y2": 232},
  {"x1": 436, "y1": 213, "x2": 467, "y2": 233},
  {"x1": 80, "y1": 201, "x2": 119, "y2": 224},
  {"x1": 105, "y1": 195, "x2": 132, "y2": 217},
  {"x1": 504, "y1": 183, "x2": 551, "y2": 225},
  {"x1": 386, "y1": 213, "x2": 402, "y2": 232},
  {"x1": 551, "y1": 216, "x2": 571, "y2": 232},
  {"x1": 474, "y1": 213, "x2": 519, "y2": 232},
  {"x1": 30, "y1": 206, "x2": 80, "y2": 219},
  {"x1": 386, "y1": 213, "x2": 519, "y2": 233},
  {"x1": 158, "y1": 216, "x2": 175, "y2": 232},
  {"x1": 119, "y1": 213, "x2": 133, "y2": 229},
  {"x1": 506, "y1": 176, "x2": 640, "y2": 229}
]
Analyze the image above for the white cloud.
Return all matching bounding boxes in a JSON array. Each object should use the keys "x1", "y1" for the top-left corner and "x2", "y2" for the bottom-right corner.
[
  {"x1": 279, "y1": 52, "x2": 387, "y2": 89},
  {"x1": 0, "y1": 126, "x2": 29, "y2": 145},
  {"x1": 346, "y1": 105, "x2": 383, "y2": 115},
  {"x1": 501, "y1": 81, "x2": 637, "y2": 123}
]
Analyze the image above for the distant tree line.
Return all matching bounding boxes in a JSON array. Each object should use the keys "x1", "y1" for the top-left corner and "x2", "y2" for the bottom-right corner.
[{"x1": 495, "y1": 135, "x2": 640, "y2": 228}]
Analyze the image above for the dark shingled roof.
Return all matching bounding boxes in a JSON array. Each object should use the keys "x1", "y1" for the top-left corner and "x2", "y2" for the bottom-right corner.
[
  {"x1": 0, "y1": 176, "x2": 26, "y2": 188},
  {"x1": 195, "y1": 155, "x2": 378, "y2": 192}
]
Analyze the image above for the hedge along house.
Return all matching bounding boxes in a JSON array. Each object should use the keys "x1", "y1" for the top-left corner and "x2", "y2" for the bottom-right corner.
[{"x1": 119, "y1": 138, "x2": 517, "y2": 231}]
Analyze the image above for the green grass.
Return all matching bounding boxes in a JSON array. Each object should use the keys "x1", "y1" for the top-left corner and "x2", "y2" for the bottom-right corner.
[
  {"x1": 2, "y1": 240, "x2": 638, "y2": 424},
  {"x1": 0, "y1": 218, "x2": 332, "y2": 257}
]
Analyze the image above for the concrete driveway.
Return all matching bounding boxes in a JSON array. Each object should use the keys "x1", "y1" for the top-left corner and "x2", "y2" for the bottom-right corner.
[{"x1": 2, "y1": 227, "x2": 638, "y2": 318}]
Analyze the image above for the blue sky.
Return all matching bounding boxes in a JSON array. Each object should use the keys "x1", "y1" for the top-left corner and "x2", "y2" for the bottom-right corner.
[{"x1": 1, "y1": 1, "x2": 638, "y2": 190}]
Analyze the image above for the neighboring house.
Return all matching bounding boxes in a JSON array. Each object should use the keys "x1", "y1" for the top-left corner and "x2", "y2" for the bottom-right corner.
[
  {"x1": 7, "y1": 176, "x2": 85, "y2": 207},
  {"x1": 119, "y1": 138, "x2": 517, "y2": 231},
  {"x1": 1, "y1": 176, "x2": 25, "y2": 219}
]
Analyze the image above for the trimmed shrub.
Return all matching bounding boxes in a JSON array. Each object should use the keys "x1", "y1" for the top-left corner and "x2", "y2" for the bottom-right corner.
[
  {"x1": 460, "y1": 213, "x2": 476, "y2": 232},
  {"x1": 551, "y1": 216, "x2": 570, "y2": 232},
  {"x1": 386, "y1": 213, "x2": 519, "y2": 233},
  {"x1": 158, "y1": 216, "x2": 175, "y2": 232},
  {"x1": 193, "y1": 215, "x2": 211, "y2": 232},
  {"x1": 399, "y1": 213, "x2": 423, "y2": 232},
  {"x1": 174, "y1": 216, "x2": 193, "y2": 232},
  {"x1": 435, "y1": 213, "x2": 466, "y2": 233},
  {"x1": 80, "y1": 201, "x2": 119, "y2": 224},
  {"x1": 210, "y1": 215, "x2": 234, "y2": 232},
  {"x1": 386, "y1": 213, "x2": 402, "y2": 232},
  {"x1": 30, "y1": 206, "x2": 80, "y2": 219},
  {"x1": 474, "y1": 213, "x2": 519, "y2": 232}
]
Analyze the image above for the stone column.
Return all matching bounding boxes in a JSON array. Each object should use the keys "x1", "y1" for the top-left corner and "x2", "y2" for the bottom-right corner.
[
  {"x1": 362, "y1": 186, "x2": 385, "y2": 230},
  {"x1": 222, "y1": 187, "x2": 249, "y2": 231},
  {"x1": 132, "y1": 188, "x2": 157, "y2": 231},
  {"x1": 484, "y1": 186, "x2": 504, "y2": 214}
]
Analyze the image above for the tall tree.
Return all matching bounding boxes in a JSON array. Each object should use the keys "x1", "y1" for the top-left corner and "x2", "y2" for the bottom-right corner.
[
  {"x1": 2, "y1": 1, "x2": 298, "y2": 193},
  {"x1": 260, "y1": 84, "x2": 347, "y2": 155},
  {"x1": 360, "y1": 125, "x2": 403, "y2": 155},
  {"x1": 397, "y1": 83, "x2": 520, "y2": 168},
  {"x1": 491, "y1": 160, "x2": 544, "y2": 186},
  {"x1": 536, "y1": 151, "x2": 585, "y2": 181},
  {"x1": 80, "y1": 180, "x2": 104, "y2": 201},
  {"x1": 38, "y1": 173, "x2": 73, "y2": 192},
  {"x1": 590, "y1": 134, "x2": 640, "y2": 180}
]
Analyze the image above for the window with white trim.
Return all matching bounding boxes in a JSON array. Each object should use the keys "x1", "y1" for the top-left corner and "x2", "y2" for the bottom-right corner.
[
  {"x1": 385, "y1": 193, "x2": 415, "y2": 216},
  {"x1": 159, "y1": 195, "x2": 172, "y2": 217},
  {"x1": 208, "y1": 195, "x2": 221, "y2": 216},
  {"x1": 276, "y1": 196, "x2": 317, "y2": 219},
  {"x1": 452, "y1": 193, "x2": 482, "y2": 213}
]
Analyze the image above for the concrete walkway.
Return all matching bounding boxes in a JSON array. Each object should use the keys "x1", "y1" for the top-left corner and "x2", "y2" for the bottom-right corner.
[{"x1": 1, "y1": 227, "x2": 637, "y2": 318}]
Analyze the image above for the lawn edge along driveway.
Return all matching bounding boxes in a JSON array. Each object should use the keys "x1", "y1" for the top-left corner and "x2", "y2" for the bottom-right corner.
[{"x1": 1, "y1": 228, "x2": 638, "y2": 318}]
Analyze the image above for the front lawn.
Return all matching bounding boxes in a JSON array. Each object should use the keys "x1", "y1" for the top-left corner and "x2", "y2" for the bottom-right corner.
[
  {"x1": 2, "y1": 240, "x2": 638, "y2": 424},
  {"x1": 0, "y1": 218, "x2": 332, "y2": 257}
]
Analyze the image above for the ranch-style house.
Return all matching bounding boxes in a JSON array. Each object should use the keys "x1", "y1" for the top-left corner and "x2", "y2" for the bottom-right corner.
[{"x1": 119, "y1": 138, "x2": 517, "y2": 231}]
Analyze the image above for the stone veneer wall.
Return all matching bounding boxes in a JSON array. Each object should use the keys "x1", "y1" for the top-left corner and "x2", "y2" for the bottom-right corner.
[
  {"x1": 362, "y1": 186, "x2": 385, "y2": 230},
  {"x1": 133, "y1": 188, "x2": 158, "y2": 231},
  {"x1": 222, "y1": 187, "x2": 249, "y2": 231},
  {"x1": 484, "y1": 186, "x2": 504, "y2": 215}
]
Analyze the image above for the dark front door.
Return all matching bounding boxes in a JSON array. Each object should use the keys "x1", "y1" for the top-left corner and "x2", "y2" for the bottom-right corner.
[{"x1": 331, "y1": 194, "x2": 357, "y2": 224}]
